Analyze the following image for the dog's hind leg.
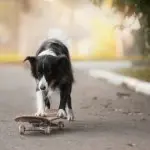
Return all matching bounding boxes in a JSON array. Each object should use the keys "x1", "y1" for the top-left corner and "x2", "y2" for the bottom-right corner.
[
  {"x1": 44, "y1": 96, "x2": 51, "y2": 110},
  {"x1": 44, "y1": 88, "x2": 53, "y2": 111}
]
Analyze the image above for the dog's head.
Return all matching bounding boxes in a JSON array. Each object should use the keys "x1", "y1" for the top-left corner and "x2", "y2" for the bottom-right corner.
[{"x1": 24, "y1": 55, "x2": 69, "y2": 91}]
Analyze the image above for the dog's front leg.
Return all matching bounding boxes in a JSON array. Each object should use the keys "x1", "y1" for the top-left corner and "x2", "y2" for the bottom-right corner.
[
  {"x1": 57, "y1": 87, "x2": 68, "y2": 118},
  {"x1": 35, "y1": 90, "x2": 47, "y2": 117},
  {"x1": 66, "y1": 95, "x2": 74, "y2": 121}
]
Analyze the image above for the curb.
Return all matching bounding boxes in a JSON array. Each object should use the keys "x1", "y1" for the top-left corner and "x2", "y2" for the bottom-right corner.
[{"x1": 89, "y1": 69, "x2": 150, "y2": 96}]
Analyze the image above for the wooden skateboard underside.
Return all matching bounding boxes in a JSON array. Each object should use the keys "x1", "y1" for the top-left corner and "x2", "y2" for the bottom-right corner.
[{"x1": 15, "y1": 110, "x2": 65, "y2": 135}]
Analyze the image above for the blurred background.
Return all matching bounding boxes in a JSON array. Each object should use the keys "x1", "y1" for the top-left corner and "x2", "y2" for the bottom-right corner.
[
  {"x1": 1, "y1": 1, "x2": 150, "y2": 148},
  {"x1": 0, "y1": 0, "x2": 149, "y2": 62}
]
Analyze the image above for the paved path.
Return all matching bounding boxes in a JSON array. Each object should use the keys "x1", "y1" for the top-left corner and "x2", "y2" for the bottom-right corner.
[
  {"x1": 0, "y1": 65, "x2": 150, "y2": 150},
  {"x1": 73, "y1": 60, "x2": 132, "y2": 71}
]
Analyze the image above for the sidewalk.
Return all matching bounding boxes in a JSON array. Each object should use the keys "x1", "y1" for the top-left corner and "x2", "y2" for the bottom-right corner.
[{"x1": 89, "y1": 69, "x2": 150, "y2": 96}]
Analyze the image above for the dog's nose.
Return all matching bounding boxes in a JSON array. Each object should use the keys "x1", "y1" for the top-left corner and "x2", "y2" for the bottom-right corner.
[{"x1": 40, "y1": 85, "x2": 46, "y2": 91}]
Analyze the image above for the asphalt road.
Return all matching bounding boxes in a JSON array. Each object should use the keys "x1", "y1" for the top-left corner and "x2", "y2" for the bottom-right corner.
[{"x1": 0, "y1": 64, "x2": 150, "y2": 150}]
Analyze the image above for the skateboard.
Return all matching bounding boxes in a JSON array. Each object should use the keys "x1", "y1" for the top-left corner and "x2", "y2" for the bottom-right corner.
[{"x1": 14, "y1": 110, "x2": 65, "y2": 135}]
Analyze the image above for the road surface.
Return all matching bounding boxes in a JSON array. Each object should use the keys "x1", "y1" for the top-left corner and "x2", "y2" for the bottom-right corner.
[{"x1": 0, "y1": 64, "x2": 150, "y2": 150}]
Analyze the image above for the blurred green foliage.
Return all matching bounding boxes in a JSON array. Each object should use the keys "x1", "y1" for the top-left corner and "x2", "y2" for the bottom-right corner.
[
  {"x1": 90, "y1": 0, "x2": 150, "y2": 58},
  {"x1": 117, "y1": 67, "x2": 150, "y2": 81},
  {"x1": 90, "y1": 0, "x2": 150, "y2": 14},
  {"x1": 113, "y1": 0, "x2": 150, "y2": 14}
]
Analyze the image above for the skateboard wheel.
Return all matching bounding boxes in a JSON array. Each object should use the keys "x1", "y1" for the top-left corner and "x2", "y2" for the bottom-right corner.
[
  {"x1": 19, "y1": 124, "x2": 25, "y2": 135},
  {"x1": 58, "y1": 121, "x2": 64, "y2": 130},
  {"x1": 44, "y1": 126, "x2": 51, "y2": 134}
]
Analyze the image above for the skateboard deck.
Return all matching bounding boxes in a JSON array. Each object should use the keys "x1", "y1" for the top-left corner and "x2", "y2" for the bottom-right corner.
[{"x1": 14, "y1": 110, "x2": 65, "y2": 135}]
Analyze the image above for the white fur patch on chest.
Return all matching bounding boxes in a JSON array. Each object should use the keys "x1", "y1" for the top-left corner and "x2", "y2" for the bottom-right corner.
[{"x1": 38, "y1": 49, "x2": 56, "y2": 57}]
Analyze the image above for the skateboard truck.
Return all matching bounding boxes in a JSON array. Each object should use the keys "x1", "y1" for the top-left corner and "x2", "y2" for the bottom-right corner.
[{"x1": 18, "y1": 120, "x2": 64, "y2": 135}]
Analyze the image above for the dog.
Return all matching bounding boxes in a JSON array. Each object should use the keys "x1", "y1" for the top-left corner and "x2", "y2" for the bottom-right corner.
[{"x1": 24, "y1": 38, "x2": 74, "y2": 121}]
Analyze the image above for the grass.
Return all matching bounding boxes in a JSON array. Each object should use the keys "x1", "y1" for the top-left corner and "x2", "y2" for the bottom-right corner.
[
  {"x1": 117, "y1": 67, "x2": 150, "y2": 82},
  {"x1": 0, "y1": 54, "x2": 23, "y2": 63}
]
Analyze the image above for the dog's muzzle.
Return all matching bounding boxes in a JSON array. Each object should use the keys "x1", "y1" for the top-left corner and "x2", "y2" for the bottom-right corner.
[{"x1": 40, "y1": 84, "x2": 46, "y2": 91}]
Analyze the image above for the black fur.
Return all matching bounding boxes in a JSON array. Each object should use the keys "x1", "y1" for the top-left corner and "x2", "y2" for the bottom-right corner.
[{"x1": 24, "y1": 38, "x2": 74, "y2": 113}]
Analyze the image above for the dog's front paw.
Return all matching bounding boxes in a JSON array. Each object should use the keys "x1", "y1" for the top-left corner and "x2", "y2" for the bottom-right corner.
[
  {"x1": 35, "y1": 111, "x2": 47, "y2": 117},
  {"x1": 57, "y1": 109, "x2": 67, "y2": 118},
  {"x1": 67, "y1": 109, "x2": 74, "y2": 121},
  {"x1": 45, "y1": 106, "x2": 50, "y2": 112}
]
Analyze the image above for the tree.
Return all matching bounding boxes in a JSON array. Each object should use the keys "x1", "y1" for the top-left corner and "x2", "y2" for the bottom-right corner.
[
  {"x1": 90, "y1": 0, "x2": 150, "y2": 13},
  {"x1": 90, "y1": 0, "x2": 150, "y2": 57}
]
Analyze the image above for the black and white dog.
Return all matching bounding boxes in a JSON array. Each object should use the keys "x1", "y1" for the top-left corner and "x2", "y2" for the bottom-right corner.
[{"x1": 24, "y1": 38, "x2": 74, "y2": 121}]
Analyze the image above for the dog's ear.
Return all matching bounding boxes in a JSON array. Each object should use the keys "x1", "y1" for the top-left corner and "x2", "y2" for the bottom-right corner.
[
  {"x1": 24, "y1": 56, "x2": 36, "y2": 67},
  {"x1": 24, "y1": 56, "x2": 36, "y2": 64},
  {"x1": 23, "y1": 56, "x2": 37, "y2": 78}
]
